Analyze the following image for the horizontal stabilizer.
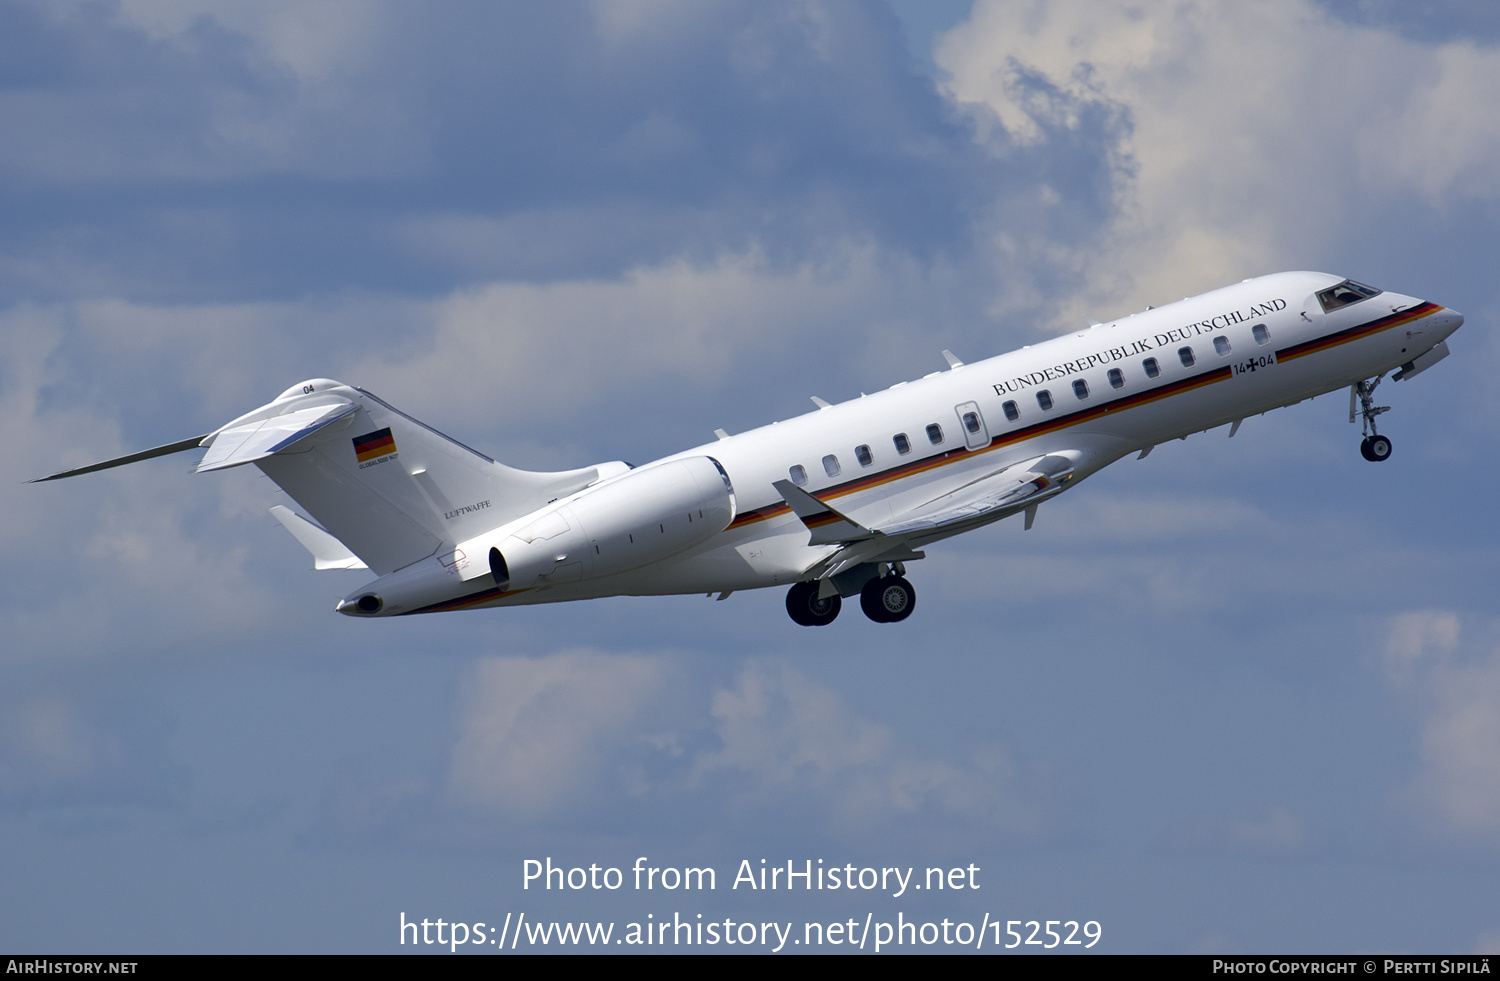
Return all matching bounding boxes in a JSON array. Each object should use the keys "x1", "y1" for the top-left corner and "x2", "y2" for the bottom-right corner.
[
  {"x1": 29, "y1": 434, "x2": 209, "y2": 482},
  {"x1": 772, "y1": 479, "x2": 877, "y2": 545},
  {"x1": 270, "y1": 505, "x2": 367, "y2": 570},
  {"x1": 197, "y1": 402, "x2": 359, "y2": 473}
]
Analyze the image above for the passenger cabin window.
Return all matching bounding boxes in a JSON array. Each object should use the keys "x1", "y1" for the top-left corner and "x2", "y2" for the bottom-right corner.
[
  {"x1": 1107, "y1": 368, "x2": 1124, "y2": 389},
  {"x1": 789, "y1": 465, "x2": 808, "y2": 486},
  {"x1": 1316, "y1": 279, "x2": 1382, "y2": 312},
  {"x1": 962, "y1": 411, "x2": 981, "y2": 435},
  {"x1": 823, "y1": 454, "x2": 841, "y2": 478},
  {"x1": 893, "y1": 433, "x2": 911, "y2": 455},
  {"x1": 1002, "y1": 400, "x2": 1020, "y2": 422},
  {"x1": 1253, "y1": 323, "x2": 1271, "y2": 345},
  {"x1": 855, "y1": 444, "x2": 873, "y2": 467},
  {"x1": 1072, "y1": 379, "x2": 1089, "y2": 400},
  {"x1": 1037, "y1": 390, "x2": 1054, "y2": 411},
  {"x1": 926, "y1": 423, "x2": 944, "y2": 445},
  {"x1": 1144, "y1": 357, "x2": 1160, "y2": 378},
  {"x1": 1178, "y1": 346, "x2": 1196, "y2": 368},
  {"x1": 1213, "y1": 336, "x2": 1232, "y2": 357}
]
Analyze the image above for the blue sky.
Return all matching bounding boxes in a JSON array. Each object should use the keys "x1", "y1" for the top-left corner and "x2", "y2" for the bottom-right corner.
[{"x1": 4, "y1": 0, "x2": 1500, "y2": 954}]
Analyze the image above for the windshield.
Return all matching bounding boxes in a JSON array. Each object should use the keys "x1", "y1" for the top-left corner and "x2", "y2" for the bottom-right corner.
[{"x1": 1316, "y1": 279, "x2": 1382, "y2": 312}]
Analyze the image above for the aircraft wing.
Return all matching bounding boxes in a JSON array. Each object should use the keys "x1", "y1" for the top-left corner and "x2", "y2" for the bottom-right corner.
[
  {"x1": 771, "y1": 478, "x2": 877, "y2": 545},
  {"x1": 775, "y1": 453, "x2": 1077, "y2": 559},
  {"x1": 878, "y1": 453, "x2": 1076, "y2": 537}
]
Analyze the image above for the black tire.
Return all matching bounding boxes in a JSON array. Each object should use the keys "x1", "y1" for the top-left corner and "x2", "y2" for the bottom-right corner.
[
  {"x1": 786, "y1": 581, "x2": 841, "y2": 626},
  {"x1": 860, "y1": 576, "x2": 915, "y2": 623},
  {"x1": 1366, "y1": 434, "x2": 1392, "y2": 462}
]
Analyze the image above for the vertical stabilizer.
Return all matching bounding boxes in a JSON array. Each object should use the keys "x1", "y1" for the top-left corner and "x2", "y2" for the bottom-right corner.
[{"x1": 207, "y1": 380, "x2": 599, "y2": 576}]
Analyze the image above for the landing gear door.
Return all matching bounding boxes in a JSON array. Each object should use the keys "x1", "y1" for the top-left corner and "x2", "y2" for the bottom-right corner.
[{"x1": 955, "y1": 401, "x2": 990, "y2": 451}]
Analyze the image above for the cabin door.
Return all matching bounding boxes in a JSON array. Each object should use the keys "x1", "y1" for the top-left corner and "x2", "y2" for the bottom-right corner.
[{"x1": 954, "y1": 401, "x2": 990, "y2": 450}]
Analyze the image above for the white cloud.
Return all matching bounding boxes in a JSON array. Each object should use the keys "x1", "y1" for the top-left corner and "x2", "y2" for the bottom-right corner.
[
  {"x1": 1383, "y1": 611, "x2": 1500, "y2": 842},
  {"x1": 1362, "y1": 40, "x2": 1500, "y2": 203},
  {"x1": 696, "y1": 659, "x2": 1053, "y2": 843},
  {"x1": 0, "y1": 304, "x2": 288, "y2": 664},
  {"x1": 1168, "y1": 805, "x2": 1311, "y2": 858},
  {"x1": 12, "y1": 0, "x2": 424, "y2": 183},
  {"x1": 1225, "y1": 805, "x2": 1307, "y2": 854},
  {"x1": 937, "y1": 0, "x2": 1500, "y2": 328},
  {"x1": 1383, "y1": 609, "x2": 1461, "y2": 683},
  {"x1": 590, "y1": 0, "x2": 727, "y2": 52},
  {"x1": 105, "y1": 0, "x2": 386, "y2": 89},
  {"x1": 443, "y1": 651, "x2": 1053, "y2": 845},
  {"x1": 345, "y1": 246, "x2": 976, "y2": 425},
  {"x1": 446, "y1": 650, "x2": 681, "y2": 819},
  {"x1": 0, "y1": 695, "x2": 107, "y2": 797}
]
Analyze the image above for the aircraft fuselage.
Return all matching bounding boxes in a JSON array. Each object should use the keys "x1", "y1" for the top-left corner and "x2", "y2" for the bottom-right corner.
[
  {"x1": 380, "y1": 270, "x2": 1460, "y2": 617},
  {"x1": 33, "y1": 270, "x2": 1463, "y2": 625}
]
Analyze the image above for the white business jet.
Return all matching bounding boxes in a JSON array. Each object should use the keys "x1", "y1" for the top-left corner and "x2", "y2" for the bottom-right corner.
[{"x1": 35, "y1": 271, "x2": 1462, "y2": 625}]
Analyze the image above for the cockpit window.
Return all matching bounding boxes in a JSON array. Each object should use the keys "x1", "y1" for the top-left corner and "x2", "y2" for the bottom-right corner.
[{"x1": 1316, "y1": 279, "x2": 1382, "y2": 312}]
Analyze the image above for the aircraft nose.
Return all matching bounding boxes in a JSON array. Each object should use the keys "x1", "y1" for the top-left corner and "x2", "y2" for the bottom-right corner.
[{"x1": 1429, "y1": 305, "x2": 1464, "y2": 338}]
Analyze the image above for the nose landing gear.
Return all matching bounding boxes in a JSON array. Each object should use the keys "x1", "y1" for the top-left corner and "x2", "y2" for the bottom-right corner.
[
  {"x1": 1351, "y1": 376, "x2": 1393, "y2": 462},
  {"x1": 1360, "y1": 433, "x2": 1392, "y2": 462}
]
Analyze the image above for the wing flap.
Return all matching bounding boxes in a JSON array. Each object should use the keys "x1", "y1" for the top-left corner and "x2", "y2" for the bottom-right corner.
[
  {"x1": 774, "y1": 453, "x2": 1078, "y2": 551},
  {"x1": 880, "y1": 454, "x2": 1077, "y2": 537}
]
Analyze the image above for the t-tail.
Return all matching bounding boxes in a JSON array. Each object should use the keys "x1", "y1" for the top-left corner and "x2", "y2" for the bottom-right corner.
[{"x1": 33, "y1": 378, "x2": 610, "y2": 579}]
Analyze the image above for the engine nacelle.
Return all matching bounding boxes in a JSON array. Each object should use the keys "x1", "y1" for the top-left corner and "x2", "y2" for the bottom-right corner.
[{"x1": 458, "y1": 455, "x2": 736, "y2": 591}]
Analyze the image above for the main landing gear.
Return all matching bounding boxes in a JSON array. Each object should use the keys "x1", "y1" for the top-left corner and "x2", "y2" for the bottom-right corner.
[
  {"x1": 861, "y1": 574, "x2": 915, "y2": 623},
  {"x1": 786, "y1": 569, "x2": 917, "y2": 625},
  {"x1": 786, "y1": 581, "x2": 840, "y2": 626},
  {"x1": 1351, "y1": 376, "x2": 1393, "y2": 463}
]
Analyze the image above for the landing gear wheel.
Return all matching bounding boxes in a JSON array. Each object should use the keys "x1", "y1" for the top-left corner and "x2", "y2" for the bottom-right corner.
[
  {"x1": 786, "y1": 581, "x2": 841, "y2": 626},
  {"x1": 1360, "y1": 434, "x2": 1393, "y2": 462},
  {"x1": 1352, "y1": 377, "x2": 1393, "y2": 463},
  {"x1": 860, "y1": 576, "x2": 916, "y2": 623}
]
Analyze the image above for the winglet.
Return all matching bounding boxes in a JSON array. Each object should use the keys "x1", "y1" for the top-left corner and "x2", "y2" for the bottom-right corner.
[{"x1": 771, "y1": 479, "x2": 876, "y2": 545}]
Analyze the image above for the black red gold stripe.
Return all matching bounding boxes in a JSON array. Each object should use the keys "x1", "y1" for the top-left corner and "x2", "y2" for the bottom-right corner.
[
  {"x1": 409, "y1": 301, "x2": 1443, "y2": 613},
  {"x1": 405, "y1": 583, "x2": 530, "y2": 615},
  {"x1": 728, "y1": 304, "x2": 1442, "y2": 530},
  {"x1": 1276, "y1": 302, "x2": 1440, "y2": 362},
  {"x1": 727, "y1": 365, "x2": 1229, "y2": 530}
]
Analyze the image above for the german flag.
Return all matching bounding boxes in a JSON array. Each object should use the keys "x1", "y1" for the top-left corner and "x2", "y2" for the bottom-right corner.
[{"x1": 352, "y1": 428, "x2": 396, "y2": 464}]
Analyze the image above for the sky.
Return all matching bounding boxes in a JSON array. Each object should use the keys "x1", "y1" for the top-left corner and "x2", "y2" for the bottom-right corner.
[{"x1": 3, "y1": 0, "x2": 1500, "y2": 955}]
